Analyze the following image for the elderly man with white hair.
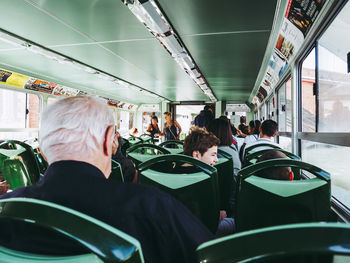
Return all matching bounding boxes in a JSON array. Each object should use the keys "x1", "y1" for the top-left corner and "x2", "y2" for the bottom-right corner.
[{"x1": 0, "y1": 96, "x2": 213, "y2": 263}]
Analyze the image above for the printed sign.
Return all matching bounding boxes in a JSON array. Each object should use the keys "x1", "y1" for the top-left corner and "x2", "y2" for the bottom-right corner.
[{"x1": 0, "y1": 69, "x2": 29, "y2": 88}]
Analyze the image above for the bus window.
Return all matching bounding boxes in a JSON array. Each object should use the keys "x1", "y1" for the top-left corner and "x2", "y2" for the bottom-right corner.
[
  {"x1": 119, "y1": 111, "x2": 130, "y2": 137},
  {"x1": 318, "y1": 23, "x2": 350, "y2": 132},
  {"x1": 277, "y1": 83, "x2": 286, "y2": 132},
  {"x1": 302, "y1": 141, "x2": 350, "y2": 207},
  {"x1": 0, "y1": 89, "x2": 26, "y2": 129},
  {"x1": 285, "y1": 79, "x2": 292, "y2": 132},
  {"x1": 268, "y1": 95, "x2": 275, "y2": 121},
  {"x1": 129, "y1": 112, "x2": 134, "y2": 130},
  {"x1": 0, "y1": 89, "x2": 40, "y2": 140},
  {"x1": 27, "y1": 94, "x2": 40, "y2": 128},
  {"x1": 301, "y1": 48, "x2": 316, "y2": 132}
]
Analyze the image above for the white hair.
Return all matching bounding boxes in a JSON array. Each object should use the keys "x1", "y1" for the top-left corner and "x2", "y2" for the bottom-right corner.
[{"x1": 39, "y1": 96, "x2": 115, "y2": 163}]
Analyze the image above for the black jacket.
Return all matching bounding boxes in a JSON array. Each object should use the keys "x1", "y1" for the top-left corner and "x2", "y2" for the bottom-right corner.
[{"x1": 0, "y1": 161, "x2": 213, "y2": 263}]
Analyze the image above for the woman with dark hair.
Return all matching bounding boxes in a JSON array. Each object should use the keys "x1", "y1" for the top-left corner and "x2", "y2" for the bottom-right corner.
[
  {"x1": 146, "y1": 115, "x2": 160, "y2": 142},
  {"x1": 207, "y1": 119, "x2": 241, "y2": 176}
]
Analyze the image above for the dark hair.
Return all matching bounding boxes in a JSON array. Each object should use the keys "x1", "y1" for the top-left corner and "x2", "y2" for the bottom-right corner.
[
  {"x1": 248, "y1": 120, "x2": 261, "y2": 135},
  {"x1": 151, "y1": 116, "x2": 158, "y2": 122},
  {"x1": 219, "y1": 115, "x2": 229, "y2": 122},
  {"x1": 207, "y1": 119, "x2": 233, "y2": 146},
  {"x1": 164, "y1": 112, "x2": 171, "y2": 117},
  {"x1": 240, "y1": 116, "x2": 246, "y2": 124},
  {"x1": 257, "y1": 150, "x2": 291, "y2": 180},
  {"x1": 204, "y1": 105, "x2": 212, "y2": 111},
  {"x1": 183, "y1": 127, "x2": 220, "y2": 156},
  {"x1": 261, "y1": 120, "x2": 278, "y2": 137}
]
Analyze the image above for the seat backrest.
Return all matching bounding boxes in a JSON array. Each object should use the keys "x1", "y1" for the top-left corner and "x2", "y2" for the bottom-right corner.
[
  {"x1": 159, "y1": 140, "x2": 183, "y2": 149},
  {"x1": 109, "y1": 160, "x2": 124, "y2": 182},
  {"x1": 0, "y1": 140, "x2": 41, "y2": 184},
  {"x1": 243, "y1": 148, "x2": 302, "y2": 179},
  {"x1": 1, "y1": 159, "x2": 32, "y2": 189},
  {"x1": 0, "y1": 198, "x2": 144, "y2": 263},
  {"x1": 243, "y1": 142, "x2": 281, "y2": 161},
  {"x1": 0, "y1": 245, "x2": 103, "y2": 263},
  {"x1": 139, "y1": 134, "x2": 153, "y2": 144},
  {"x1": 236, "y1": 159, "x2": 331, "y2": 232},
  {"x1": 215, "y1": 149, "x2": 234, "y2": 212},
  {"x1": 138, "y1": 154, "x2": 220, "y2": 233},
  {"x1": 196, "y1": 222, "x2": 350, "y2": 263},
  {"x1": 126, "y1": 143, "x2": 171, "y2": 168}
]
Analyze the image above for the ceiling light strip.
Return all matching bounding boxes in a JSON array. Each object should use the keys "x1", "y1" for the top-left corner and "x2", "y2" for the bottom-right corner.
[
  {"x1": 122, "y1": 0, "x2": 217, "y2": 102},
  {"x1": 0, "y1": 30, "x2": 169, "y2": 103}
]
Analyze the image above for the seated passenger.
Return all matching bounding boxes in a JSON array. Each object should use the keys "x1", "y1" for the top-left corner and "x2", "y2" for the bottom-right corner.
[
  {"x1": 0, "y1": 96, "x2": 213, "y2": 263},
  {"x1": 183, "y1": 127, "x2": 235, "y2": 236},
  {"x1": 112, "y1": 131, "x2": 137, "y2": 183},
  {"x1": 242, "y1": 119, "x2": 279, "y2": 159},
  {"x1": 244, "y1": 120, "x2": 261, "y2": 144},
  {"x1": 207, "y1": 119, "x2": 241, "y2": 176},
  {"x1": 256, "y1": 150, "x2": 294, "y2": 180}
]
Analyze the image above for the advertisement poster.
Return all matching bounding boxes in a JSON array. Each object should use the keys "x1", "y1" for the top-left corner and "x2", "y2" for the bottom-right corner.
[
  {"x1": 253, "y1": 0, "x2": 325, "y2": 105},
  {"x1": 53, "y1": 86, "x2": 80, "y2": 97},
  {"x1": 285, "y1": 0, "x2": 325, "y2": 37},
  {"x1": 0, "y1": 69, "x2": 28, "y2": 88},
  {"x1": 24, "y1": 78, "x2": 57, "y2": 94},
  {"x1": 275, "y1": 18, "x2": 304, "y2": 62}
]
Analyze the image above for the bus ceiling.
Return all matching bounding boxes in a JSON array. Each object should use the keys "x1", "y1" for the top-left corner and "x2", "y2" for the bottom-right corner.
[{"x1": 0, "y1": 0, "x2": 289, "y2": 106}]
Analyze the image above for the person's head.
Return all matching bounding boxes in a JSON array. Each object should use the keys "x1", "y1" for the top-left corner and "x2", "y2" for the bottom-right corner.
[
  {"x1": 207, "y1": 118, "x2": 233, "y2": 147},
  {"x1": 219, "y1": 115, "x2": 229, "y2": 122},
  {"x1": 240, "y1": 116, "x2": 246, "y2": 124},
  {"x1": 183, "y1": 127, "x2": 220, "y2": 165},
  {"x1": 204, "y1": 105, "x2": 212, "y2": 112},
  {"x1": 257, "y1": 150, "x2": 293, "y2": 180},
  {"x1": 39, "y1": 96, "x2": 115, "y2": 178},
  {"x1": 164, "y1": 112, "x2": 172, "y2": 122},
  {"x1": 248, "y1": 120, "x2": 261, "y2": 135},
  {"x1": 151, "y1": 116, "x2": 158, "y2": 125},
  {"x1": 260, "y1": 120, "x2": 278, "y2": 137}
]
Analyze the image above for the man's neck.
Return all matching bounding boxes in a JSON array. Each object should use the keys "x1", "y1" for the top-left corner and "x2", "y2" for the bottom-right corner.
[
  {"x1": 49, "y1": 153, "x2": 110, "y2": 179},
  {"x1": 259, "y1": 134, "x2": 272, "y2": 139}
]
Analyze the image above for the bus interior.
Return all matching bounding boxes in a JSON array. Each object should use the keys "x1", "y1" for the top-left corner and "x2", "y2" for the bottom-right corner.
[{"x1": 1, "y1": 0, "x2": 350, "y2": 261}]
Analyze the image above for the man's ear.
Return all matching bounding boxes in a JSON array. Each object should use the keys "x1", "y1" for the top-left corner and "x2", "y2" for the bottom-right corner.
[
  {"x1": 192, "y1": 150, "x2": 201, "y2": 160},
  {"x1": 103, "y1": 125, "x2": 114, "y2": 156}
]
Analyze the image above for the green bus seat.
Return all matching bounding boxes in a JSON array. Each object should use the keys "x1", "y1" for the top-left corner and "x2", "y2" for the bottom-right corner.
[
  {"x1": 0, "y1": 140, "x2": 41, "y2": 184},
  {"x1": 236, "y1": 159, "x2": 331, "y2": 232},
  {"x1": 138, "y1": 154, "x2": 220, "y2": 233},
  {"x1": 243, "y1": 142, "x2": 281, "y2": 161},
  {"x1": 0, "y1": 246, "x2": 102, "y2": 263},
  {"x1": 126, "y1": 143, "x2": 171, "y2": 168},
  {"x1": 243, "y1": 148, "x2": 302, "y2": 179},
  {"x1": 1, "y1": 159, "x2": 32, "y2": 190},
  {"x1": 196, "y1": 222, "x2": 350, "y2": 263},
  {"x1": 109, "y1": 160, "x2": 124, "y2": 182},
  {"x1": 0, "y1": 198, "x2": 144, "y2": 262},
  {"x1": 120, "y1": 137, "x2": 131, "y2": 156},
  {"x1": 215, "y1": 149, "x2": 234, "y2": 213},
  {"x1": 139, "y1": 134, "x2": 153, "y2": 144},
  {"x1": 159, "y1": 140, "x2": 184, "y2": 154}
]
